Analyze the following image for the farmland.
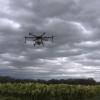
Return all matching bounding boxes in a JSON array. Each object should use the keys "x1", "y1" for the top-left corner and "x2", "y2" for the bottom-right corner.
[{"x1": 0, "y1": 83, "x2": 99, "y2": 100}]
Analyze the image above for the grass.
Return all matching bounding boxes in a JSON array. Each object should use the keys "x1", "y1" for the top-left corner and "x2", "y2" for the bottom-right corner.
[{"x1": 0, "y1": 83, "x2": 99, "y2": 100}]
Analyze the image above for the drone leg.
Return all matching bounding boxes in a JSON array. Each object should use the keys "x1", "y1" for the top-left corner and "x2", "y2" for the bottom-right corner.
[
  {"x1": 34, "y1": 43, "x2": 36, "y2": 47},
  {"x1": 42, "y1": 41, "x2": 44, "y2": 46},
  {"x1": 25, "y1": 38, "x2": 26, "y2": 44}
]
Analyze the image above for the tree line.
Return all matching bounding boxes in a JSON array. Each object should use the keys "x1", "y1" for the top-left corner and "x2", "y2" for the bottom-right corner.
[{"x1": 0, "y1": 76, "x2": 99, "y2": 85}]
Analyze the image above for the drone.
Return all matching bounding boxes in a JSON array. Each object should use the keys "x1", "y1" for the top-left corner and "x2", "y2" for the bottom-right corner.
[{"x1": 25, "y1": 32, "x2": 55, "y2": 46}]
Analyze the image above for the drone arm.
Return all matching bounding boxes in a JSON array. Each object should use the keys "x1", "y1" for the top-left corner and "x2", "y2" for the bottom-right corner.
[
  {"x1": 24, "y1": 37, "x2": 35, "y2": 44},
  {"x1": 25, "y1": 37, "x2": 35, "y2": 39},
  {"x1": 43, "y1": 36, "x2": 56, "y2": 38},
  {"x1": 43, "y1": 36, "x2": 56, "y2": 42}
]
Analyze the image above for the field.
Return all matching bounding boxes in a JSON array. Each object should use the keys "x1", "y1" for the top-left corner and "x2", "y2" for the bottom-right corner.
[{"x1": 0, "y1": 83, "x2": 99, "y2": 100}]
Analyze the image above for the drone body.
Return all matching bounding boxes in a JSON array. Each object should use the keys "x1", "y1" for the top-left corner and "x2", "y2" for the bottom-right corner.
[{"x1": 25, "y1": 32, "x2": 55, "y2": 46}]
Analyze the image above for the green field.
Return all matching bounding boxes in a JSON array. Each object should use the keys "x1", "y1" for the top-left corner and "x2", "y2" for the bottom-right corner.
[{"x1": 0, "y1": 83, "x2": 99, "y2": 100}]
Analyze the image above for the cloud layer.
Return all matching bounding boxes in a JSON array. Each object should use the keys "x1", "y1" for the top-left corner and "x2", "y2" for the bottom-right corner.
[{"x1": 0, "y1": 0, "x2": 100, "y2": 81}]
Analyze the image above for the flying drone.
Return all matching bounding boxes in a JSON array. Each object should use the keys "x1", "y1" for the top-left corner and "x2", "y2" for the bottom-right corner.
[{"x1": 25, "y1": 32, "x2": 55, "y2": 46}]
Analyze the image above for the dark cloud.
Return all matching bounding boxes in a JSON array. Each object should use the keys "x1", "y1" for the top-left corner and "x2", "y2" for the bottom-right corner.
[{"x1": 0, "y1": 0, "x2": 100, "y2": 81}]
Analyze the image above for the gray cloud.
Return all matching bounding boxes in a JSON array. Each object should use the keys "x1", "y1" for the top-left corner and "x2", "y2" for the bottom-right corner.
[{"x1": 0, "y1": 0, "x2": 100, "y2": 81}]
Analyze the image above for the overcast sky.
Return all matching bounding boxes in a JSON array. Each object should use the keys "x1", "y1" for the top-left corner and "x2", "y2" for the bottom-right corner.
[{"x1": 0, "y1": 0, "x2": 100, "y2": 81}]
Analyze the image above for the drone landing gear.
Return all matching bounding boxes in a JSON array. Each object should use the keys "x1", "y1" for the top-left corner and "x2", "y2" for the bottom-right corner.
[
  {"x1": 34, "y1": 43, "x2": 36, "y2": 47},
  {"x1": 41, "y1": 41, "x2": 44, "y2": 47}
]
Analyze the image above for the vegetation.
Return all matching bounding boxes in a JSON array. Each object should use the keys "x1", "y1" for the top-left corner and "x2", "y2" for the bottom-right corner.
[
  {"x1": 0, "y1": 83, "x2": 100, "y2": 100},
  {"x1": 0, "y1": 76, "x2": 100, "y2": 100}
]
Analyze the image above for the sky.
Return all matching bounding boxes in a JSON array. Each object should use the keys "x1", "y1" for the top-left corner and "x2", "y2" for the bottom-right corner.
[{"x1": 0, "y1": 0, "x2": 100, "y2": 81}]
